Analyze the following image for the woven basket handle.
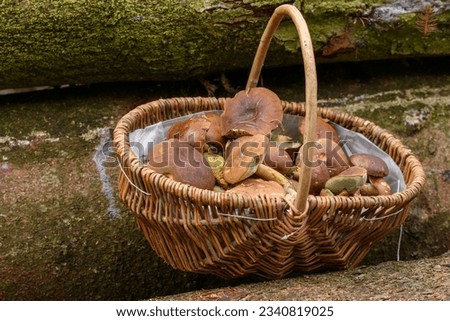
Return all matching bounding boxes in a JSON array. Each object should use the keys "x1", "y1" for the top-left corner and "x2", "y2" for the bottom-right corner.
[{"x1": 245, "y1": 4, "x2": 317, "y2": 213}]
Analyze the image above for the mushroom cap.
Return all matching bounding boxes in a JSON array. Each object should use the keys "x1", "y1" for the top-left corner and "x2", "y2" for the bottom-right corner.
[
  {"x1": 296, "y1": 137, "x2": 349, "y2": 177},
  {"x1": 271, "y1": 134, "x2": 301, "y2": 163},
  {"x1": 359, "y1": 183, "x2": 380, "y2": 196},
  {"x1": 263, "y1": 141, "x2": 295, "y2": 175},
  {"x1": 294, "y1": 142, "x2": 330, "y2": 195},
  {"x1": 226, "y1": 178, "x2": 285, "y2": 197},
  {"x1": 203, "y1": 113, "x2": 227, "y2": 152},
  {"x1": 324, "y1": 166, "x2": 368, "y2": 195},
  {"x1": 223, "y1": 134, "x2": 268, "y2": 184},
  {"x1": 147, "y1": 138, "x2": 216, "y2": 190},
  {"x1": 167, "y1": 115, "x2": 211, "y2": 151},
  {"x1": 349, "y1": 153, "x2": 389, "y2": 177},
  {"x1": 369, "y1": 176, "x2": 392, "y2": 195},
  {"x1": 273, "y1": 134, "x2": 294, "y2": 144},
  {"x1": 319, "y1": 188, "x2": 335, "y2": 197},
  {"x1": 280, "y1": 141, "x2": 302, "y2": 161},
  {"x1": 299, "y1": 116, "x2": 340, "y2": 144},
  {"x1": 221, "y1": 87, "x2": 283, "y2": 138},
  {"x1": 309, "y1": 161, "x2": 331, "y2": 195}
]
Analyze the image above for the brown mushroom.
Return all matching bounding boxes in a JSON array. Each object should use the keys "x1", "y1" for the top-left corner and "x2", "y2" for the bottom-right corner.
[
  {"x1": 255, "y1": 163, "x2": 293, "y2": 190},
  {"x1": 281, "y1": 141, "x2": 302, "y2": 162},
  {"x1": 203, "y1": 113, "x2": 227, "y2": 152},
  {"x1": 223, "y1": 134, "x2": 268, "y2": 184},
  {"x1": 292, "y1": 149, "x2": 330, "y2": 195},
  {"x1": 226, "y1": 178, "x2": 285, "y2": 197},
  {"x1": 221, "y1": 87, "x2": 283, "y2": 138},
  {"x1": 147, "y1": 138, "x2": 216, "y2": 190},
  {"x1": 369, "y1": 176, "x2": 392, "y2": 195},
  {"x1": 324, "y1": 166, "x2": 368, "y2": 195},
  {"x1": 263, "y1": 141, "x2": 295, "y2": 176},
  {"x1": 359, "y1": 183, "x2": 379, "y2": 196},
  {"x1": 272, "y1": 134, "x2": 302, "y2": 163},
  {"x1": 223, "y1": 134, "x2": 296, "y2": 198},
  {"x1": 253, "y1": 162, "x2": 298, "y2": 204},
  {"x1": 308, "y1": 161, "x2": 331, "y2": 195},
  {"x1": 319, "y1": 188, "x2": 334, "y2": 197},
  {"x1": 349, "y1": 153, "x2": 389, "y2": 177},
  {"x1": 299, "y1": 116, "x2": 340, "y2": 144},
  {"x1": 167, "y1": 115, "x2": 211, "y2": 152},
  {"x1": 296, "y1": 137, "x2": 349, "y2": 177}
]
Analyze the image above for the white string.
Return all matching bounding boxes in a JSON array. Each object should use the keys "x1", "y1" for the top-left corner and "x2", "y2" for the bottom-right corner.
[
  {"x1": 361, "y1": 210, "x2": 403, "y2": 221},
  {"x1": 217, "y1": 212, "x2": 278, "y2": 222},
  {"x1": 397, "y1": 224, "x2": 403, "y2": 261},
  {"x1": 118, "y1": 160, "x2": 407, "y2": 257},
  {"x1": 360, "y1": 180, "x2": 404, "y2": 261},
  {"x1": 117, "y1": 158, "x2": 152, "y2": 196},
  {"x1": 361, "y1": 180, "x2": 402, "y2": 221},
  {"x1": 395, "y1": 178, "x2": 404, "y2": 260},
  {"x1": 281, "y1": 228, "x2": 301, "y2": 240},
  {"x1": 118, "y1": 158, "x2": 279, "y2": 222}
]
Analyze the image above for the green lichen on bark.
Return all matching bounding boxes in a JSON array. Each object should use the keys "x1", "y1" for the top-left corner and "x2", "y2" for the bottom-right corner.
[
  {"x1": 0, "y1": 0, "x2": 271, "y2": 88},
  {"x1": 0, "y1": 0, "x2": 449, "y2": 89},
  {"x1": 279, "y1": 0, "x2": 450, "y2": 62}
]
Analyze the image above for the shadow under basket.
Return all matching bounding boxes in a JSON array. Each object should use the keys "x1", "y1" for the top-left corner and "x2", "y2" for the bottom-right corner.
[{"x1": 113, "y1": 5, "x2": 425, "y2": 279}]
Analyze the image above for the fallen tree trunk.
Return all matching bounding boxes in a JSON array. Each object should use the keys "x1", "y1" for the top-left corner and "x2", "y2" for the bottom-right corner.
[
  {"x1": 153, "y1": 252, "x2": 450, "y2": 301},
  {"x1": 1, "y1": 0, "x2": 450, "y2": 89}
]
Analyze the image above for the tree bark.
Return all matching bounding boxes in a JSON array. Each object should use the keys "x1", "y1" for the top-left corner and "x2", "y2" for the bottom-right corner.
[
  {"x1": 1, "y1": 0, "x2": 449, "y2": 89},
  {"x1": 152, "y1": 252, "x2": 450, "y2": 301}
]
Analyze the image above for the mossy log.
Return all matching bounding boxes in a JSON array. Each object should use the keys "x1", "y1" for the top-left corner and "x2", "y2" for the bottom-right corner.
[{"x1": 1, "y1": 0, "x2": 450, "y2": 89}]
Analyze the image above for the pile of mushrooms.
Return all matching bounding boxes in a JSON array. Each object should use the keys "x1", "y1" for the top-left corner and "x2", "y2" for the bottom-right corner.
[
  {"x1": 296, "y1": 116, "x2": 392, "y2": 197},
  {"x1": 146, "y1": 87, "x2": 392, "y2": 199}
]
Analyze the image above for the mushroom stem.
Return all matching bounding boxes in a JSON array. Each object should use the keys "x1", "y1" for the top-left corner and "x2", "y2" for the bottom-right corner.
[
  {"x1": 255, "y1": 163, "x2": 297, "y2": 199},
  {"x1": 256, "y1": 164, "x2": 289, "y2": 187}
]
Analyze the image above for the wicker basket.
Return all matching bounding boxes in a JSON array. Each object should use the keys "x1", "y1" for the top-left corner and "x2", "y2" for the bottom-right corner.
[{"x1": 113, "y1": 5, "x2": 425, "y2": 279}]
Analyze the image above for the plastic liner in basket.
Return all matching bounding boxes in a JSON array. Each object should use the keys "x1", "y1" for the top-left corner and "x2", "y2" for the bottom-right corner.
[{"x1": 129, "y1": 111, "x2": 405, "y2": 194}]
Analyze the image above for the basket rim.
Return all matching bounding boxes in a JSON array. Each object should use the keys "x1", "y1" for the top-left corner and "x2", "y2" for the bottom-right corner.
[
  {"x1": 113, "y1": 96, "x2": 426, "y2": 215},
  {"x1": 112, "y1": 4, "x2": 426, "y2": 278}
]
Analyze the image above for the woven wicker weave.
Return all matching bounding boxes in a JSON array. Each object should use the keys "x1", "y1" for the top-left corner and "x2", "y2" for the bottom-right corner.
[{"x1": 113, "y1": 5, "x2": 425, "y2": 279}]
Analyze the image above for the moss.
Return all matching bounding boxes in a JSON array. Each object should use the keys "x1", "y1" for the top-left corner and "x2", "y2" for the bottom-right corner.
[
  {"x1": 301, "y1": 1, "x2": 450, "y2": 63},
  {"x1": 242, "y1": 0, "x2": 292, "y2": 8},
  {"x1": 1, "y1": 0, "x2": 450, "y2": 89},
  {"x1": 349, "y1": 89, "x2": 450, "y2": 135},
  {"x1": 304, "y1": 0, "x2": 385, "y2": 14},
  {"x1": 0, "y1": 0, "x2": 273, "y2": 88}
]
